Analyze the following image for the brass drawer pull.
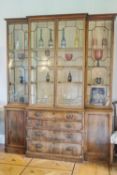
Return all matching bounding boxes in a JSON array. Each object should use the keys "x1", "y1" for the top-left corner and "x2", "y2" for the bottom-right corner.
[
  {"x1": 66, "y1": 114, "x2": 74, "y2": 120},
  {"x1": 36, "y1": 144, "x2": 43, "y2": 149},
  {"x1": 35, "y1": 112, "x2": 41, "y2": 117}
]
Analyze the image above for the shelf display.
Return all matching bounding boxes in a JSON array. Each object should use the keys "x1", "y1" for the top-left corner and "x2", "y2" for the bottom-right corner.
[
  {"x1": 86, "y1": 18, "x2": 114, "y2": 107},
  {"x1": 8, "y1": 22, "x2": 28, "y2": 103},
  {"x1": 30, "y1": 19, "x2": 85, "y2": 108}
]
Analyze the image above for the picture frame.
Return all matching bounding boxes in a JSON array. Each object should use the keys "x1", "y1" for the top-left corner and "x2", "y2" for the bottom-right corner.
[{"x1": 90, "y1": 86, "x2": 106, "y2": 105}]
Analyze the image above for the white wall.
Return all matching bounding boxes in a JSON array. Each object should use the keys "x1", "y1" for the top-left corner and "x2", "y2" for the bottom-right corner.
[{"x1": 0, "y1": 0, "x2": 117, "y2": 105}]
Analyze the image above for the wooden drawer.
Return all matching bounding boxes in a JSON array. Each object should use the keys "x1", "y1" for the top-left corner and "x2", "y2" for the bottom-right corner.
[
  {"x1": 27, "y1": 140, "x2": 54, "y2": 153},
  {"x1": 27, "y1": 120, "x2": 55, "y2": 129},
  {"x1": 27, "y1": 111, "x2": 83, "y2": 122},
  {"x1": 54, "y1": 143, "x2": 83, "y2": 156},
  {"x1": 55, "y1": 121, "x2": 83, "y2": 131},
  {"x1": 27, "y1": 129, "x2": 83, "y2": 143},
  {"x1": 27, "y1": 119, "x2": 83, "y2": 131},
  {"x1": 27, "y1": 140, "x2": 83, "y2": 156}
]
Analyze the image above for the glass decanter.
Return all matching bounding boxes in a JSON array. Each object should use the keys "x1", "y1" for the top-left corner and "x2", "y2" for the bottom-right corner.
[
  {"x1": 38, "y1": 28, "x2": 44, "y2": 48},
  {"x1": 61, "y1": 28, "x2": 66, "y2": 48}
]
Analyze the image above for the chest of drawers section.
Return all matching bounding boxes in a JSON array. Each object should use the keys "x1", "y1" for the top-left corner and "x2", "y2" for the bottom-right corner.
[{"x1": 26, "y1": 111, "x2": 84, "y2": 162}]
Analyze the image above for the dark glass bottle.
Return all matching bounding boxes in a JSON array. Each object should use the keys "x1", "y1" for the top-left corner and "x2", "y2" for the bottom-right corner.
[
  {"x1": 48, "y1": 29, "x2": 53, "y2": 48},
  {"x1": 68, "y1": 72, "x2": 72, "y2": 82},
  {"x1": 19, "y1": 76, "x2": 24, "y2": 84},
  {"x1": 46, "y1": 72, "x2": 50, "y2": 82}
]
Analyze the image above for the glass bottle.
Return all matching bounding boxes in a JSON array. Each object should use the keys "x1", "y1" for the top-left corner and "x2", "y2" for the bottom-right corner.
[
  {"x1": 61, "y1": 28, "x2": 66, "y2": 48},
  {"x1": 48, "y1": 29, "x2": 53, "y2": 48},
  {"x1": 74, "y1": 29, "x2": 79, "y2": 48},
  {"x1": 19, "y1": 76, "x2": 24, "y2": 84},
  {"x1": 68, "y1": 72, "x2": 72, "y2": 82},
  {"x1": 102, "y1": 29, "x2": 108, "y2": 47},
  {"x1": 16, "y1": 40, "x2": 20, "y2": 50},
  {"x1": 38, "y1": 28, "x2": 44, "y2": 48},
  {"x1": 46, "y1": 72, "x2": 50, "y2": 82}
]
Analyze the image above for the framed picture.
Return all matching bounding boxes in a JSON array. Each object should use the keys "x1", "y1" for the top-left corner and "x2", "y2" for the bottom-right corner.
[{"x1": 90, "y1": 86, "x2": 106, "y2": 105}]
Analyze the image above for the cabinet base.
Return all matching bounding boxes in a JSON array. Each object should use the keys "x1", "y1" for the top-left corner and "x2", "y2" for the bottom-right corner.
[
  {"x1": 5, "y1": 146, "x2": 25, "y2": 154},
  {"x1": 26, "y1": 151, "x2": 83, "y2": 162}
]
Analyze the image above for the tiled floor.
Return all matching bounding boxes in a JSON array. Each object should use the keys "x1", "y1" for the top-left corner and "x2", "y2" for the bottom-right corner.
[{"x1": 0, "y1": 152, "x2": 116, "y2": 175}]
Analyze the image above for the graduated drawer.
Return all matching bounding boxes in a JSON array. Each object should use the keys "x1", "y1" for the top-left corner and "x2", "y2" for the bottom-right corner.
[
  {"x1": 27, "y1": 129, "x2": 83, "y2": 143},
  {"x1": 27, "y1": 111, "x2": 83, "y2": 122},
  {"x1": 27, "y1": 140, "x2": 54, "y2": 153},
  {"x1": 27, "y1": 119, "x2": 83, "y2": 131},
  {"x1": 27, "y1": 140, "x2": 83, "y2": 156},
  {"x1": 53, "y1": 143, "x2": 83, "y2": 156}
]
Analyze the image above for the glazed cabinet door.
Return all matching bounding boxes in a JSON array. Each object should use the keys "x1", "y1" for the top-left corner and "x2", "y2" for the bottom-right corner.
[
  {"x1": 30, "y1": 21, "x2": 55, "y2": 106},
  {"x1": 5, "y1": 109, "x2": 26, "y2": 153},
  {"x1": 85, "y1": 111, "x2": 112, "y2": 161},
  {"x1": 8, "y1": 21, "x2": 29, "y2": 104},
  {"x1": 86, "y1": 16, "x2": 114, "y2": 108},
  {"x1": 56, "y1": 19, "x2": 85, "y2": 108}
]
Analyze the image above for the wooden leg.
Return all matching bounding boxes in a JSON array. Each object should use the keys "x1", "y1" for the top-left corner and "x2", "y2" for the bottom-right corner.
[{"x1": 110, "y1": 144, "x2": 114, "y2": 165}]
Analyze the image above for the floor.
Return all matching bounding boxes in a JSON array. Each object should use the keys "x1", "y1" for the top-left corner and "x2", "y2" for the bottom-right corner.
[{"x1": 0, "y1": 152, "x2": 116, "y2": 175}]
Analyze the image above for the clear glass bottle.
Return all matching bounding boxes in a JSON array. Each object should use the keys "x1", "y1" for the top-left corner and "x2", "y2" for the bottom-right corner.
[
  {"x1": 74, "y1": 29, "x2": 79, "y2": 48},
  {"x1": 48, "y1": 29, "x2": 53, "y2": 48},
  {"x1": 61, "y1": 28, "x2": 66, "y2": 48},
  {"x1": 102, "y1": 29, "x2": 108, "y2": 47},
  {"x1": 38, "y1": 28, "x2": 44, "y2": 48}
]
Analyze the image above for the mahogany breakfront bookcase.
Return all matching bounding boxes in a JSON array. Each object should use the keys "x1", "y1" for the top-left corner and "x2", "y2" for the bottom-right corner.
[{"x1": 5, "y1": 13, "x2": 115, "y2": 162}]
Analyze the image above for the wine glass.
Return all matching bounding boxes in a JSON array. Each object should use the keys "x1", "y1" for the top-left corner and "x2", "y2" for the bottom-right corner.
[{"x1": 93, "y1": 49, "x2": 103, "y2": 67}]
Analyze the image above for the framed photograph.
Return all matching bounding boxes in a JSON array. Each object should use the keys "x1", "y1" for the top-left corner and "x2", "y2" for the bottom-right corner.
[{"x1": 90, "y1": 86, "x2": 106, "y2": 105}]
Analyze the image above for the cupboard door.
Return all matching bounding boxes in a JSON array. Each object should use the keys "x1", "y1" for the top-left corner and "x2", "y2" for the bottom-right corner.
[
  {"x1": 8, "y1": 23, "x2": 29, "y2": 104},
  {"x1": 85, "y1": 111, "x2": 112, "y2": 161},
  {"x1": 56, "y1": 19, "x2": 85, "y2": 108},
  {"x1": 30, "y1": 21, "x2": 55, "y2": 106},
  {"x1": 5, "y1": 109, "x2": 26, "y2": 153},
  {"x1": 86, "y1": 18, "x2": 114, "y2": 107}
]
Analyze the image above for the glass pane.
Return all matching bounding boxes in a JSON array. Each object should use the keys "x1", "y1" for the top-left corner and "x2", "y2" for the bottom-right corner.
[
  {"x1": 56, "y1": 19, "x2": 85, "y2": 108},
  {"x1": 87, "y1": 20, "x2": 113, "y2": 107},
  {"x1": 30, "y1": 21, "x2": 55, "y2": 106},
  {"x1": 8, "y1": 23, "x2": 28, "y2": 103},
  {"x1": 57, "y1": 68, "x2": 83, "y2": 107},
  {"x1": 58, "y1": 20, "x2": 84, "y2": 48}
]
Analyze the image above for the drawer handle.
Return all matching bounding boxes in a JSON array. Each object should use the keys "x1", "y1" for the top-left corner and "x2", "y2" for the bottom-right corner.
[
  {"x1": 66, "y1": 147, "x2": 73, "y2": 152},
  {"x1": 35, "y1": 112, "x2": 41, "y2": 117},
  {"x1": 66, "y1": 124, "x2": 72, "y2": 128},
  {"x1": 66, "y1": 114, "x2": 74, "y2": 120},
  {"x1": 35, "y1": 132, "x2": 44, "y2": 137},
  {"x1": 66, "y1": 134, "x2": 72, "y2": 139},
  {"x1": 36, "y1": 144, "x2": 43, "y2": 149}
]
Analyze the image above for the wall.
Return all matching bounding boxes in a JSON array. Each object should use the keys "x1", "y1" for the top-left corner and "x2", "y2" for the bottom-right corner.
[{"x1": 0, "y1": 0, "x2": 117, "y2": 105}]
